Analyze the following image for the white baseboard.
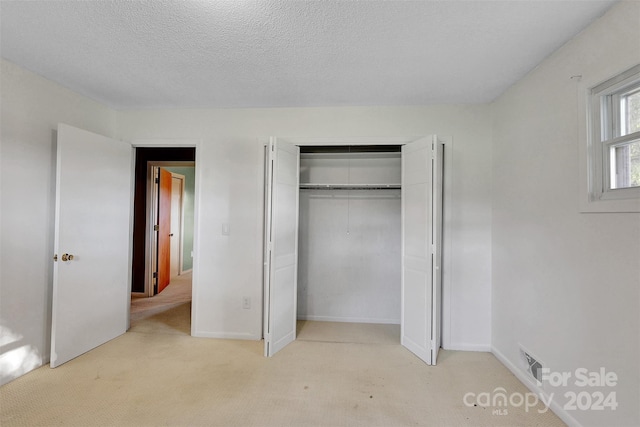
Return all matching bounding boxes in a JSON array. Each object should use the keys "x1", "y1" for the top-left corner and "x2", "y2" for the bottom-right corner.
[
  {"x1": 491, "y1": 345, "x2": 583, "y2": 427},
  {"x1": 445, "y1": 342, "x2": 491, "y2": 352},
  {"x1": 192, "y1": 331, "x2": 260, "y2": 340},
  {"x1": 297, "y1": 315, "x2": 400, "y2": 325}
]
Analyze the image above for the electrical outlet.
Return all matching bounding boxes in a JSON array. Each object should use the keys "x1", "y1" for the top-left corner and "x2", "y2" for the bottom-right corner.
[{"x1": 242, "y1": 297, "x2": 251, "y2": 309}]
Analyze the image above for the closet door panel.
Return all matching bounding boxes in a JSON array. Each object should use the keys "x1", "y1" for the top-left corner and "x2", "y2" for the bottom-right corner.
[
  {"x1": 403, "y1": 184, "x2": 428, "y2": 259},
  {"x1": 401, "y1": 136, "x2": 434, "y2": 365},
  {"x1": 402, "y1": 267, "x2": 431, "y2": 354},
  {"x1": 264, "y1": 139, "x2": 300, "y2": 357}
]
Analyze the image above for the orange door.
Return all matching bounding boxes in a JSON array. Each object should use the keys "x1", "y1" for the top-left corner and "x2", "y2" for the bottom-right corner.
[{"x1": 157, "y1": 168, "x2": 172, "y2": 294}]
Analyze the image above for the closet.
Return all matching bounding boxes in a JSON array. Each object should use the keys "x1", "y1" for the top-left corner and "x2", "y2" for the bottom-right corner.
[
  {"x1": 297, "y1": 146, "x2": 402, "y2": 325},
  {"x1": 263, "y1": 136, "x2": 444, "y2": 365}
]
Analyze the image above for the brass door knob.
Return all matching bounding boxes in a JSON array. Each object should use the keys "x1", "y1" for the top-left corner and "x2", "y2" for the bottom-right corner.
[{"x1": 61, "y1": 253, "x2": 74, "y2": 261}]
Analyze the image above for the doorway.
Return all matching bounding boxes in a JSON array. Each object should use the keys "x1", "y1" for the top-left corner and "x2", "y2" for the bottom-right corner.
[
  {"x1": 150, "y1": 166, "x2": 193, "y2": 295},
  {"x1": 170, "y1": 172, "x2": 185, "y2": 279},
  {"x1": 130, "y1": 147, "x2": 196, "y2": 332},
  {"x1": 296, "y1": 145, "x2": 403, "y2": 345}
]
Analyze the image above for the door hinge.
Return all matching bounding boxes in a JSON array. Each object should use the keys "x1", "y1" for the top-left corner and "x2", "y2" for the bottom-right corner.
[
  {"x1": 155, "y1": 177, "x2": 159, "y2": 184},
  {"x1": 153, "y1": 272, "x2": 157, "y2": 279},
  {"x1": 153, "y1": 224, "x2": 159, "y2": 231}
]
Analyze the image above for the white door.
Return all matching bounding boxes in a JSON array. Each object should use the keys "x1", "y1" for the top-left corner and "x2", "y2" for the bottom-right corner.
[
  {"x1": 264, "y1": 138, "x2": 300, "y2": 357},
  {"x1": 401, "y1": 136, "x2": 441, "y2": 365},
  {"x1": 50, "y1": 124, "x2": 132, "y2": 368}
]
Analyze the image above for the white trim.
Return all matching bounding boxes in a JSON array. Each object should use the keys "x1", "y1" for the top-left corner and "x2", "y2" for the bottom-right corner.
[
  {"x1": 261, "y1": 139, "x2": 273, "y2": 352},
  {"x1": 132, "y1": 138, "x2": 200, "y2": 148},
  {"x1": 258, "y1": 137, "x2": 270, "y2": 341},
  {"x1": 446, "y1": 343, "x2": 492, "y2": 352},
  {"x1": 580, "y1": 64, "x2": 640, "y2": 213},
  {"x1": 192, "y1": 331, "x2": 260, "y2": 340},
  {"x1": 191, "y1": 146, "x2": 202, "y2": 337},
  {"x1": 126, "y1": 145, "x2": 136, "y2": 332},
  {"x1": 277, "y1": 136, "x2": 420, "y2": 146},
  {"x1": 492, "y1": 346, "x2": 583, "y2": 427},
  {"x1": 439, "y1": 136, "x2": 454, "y2": 351},
  {"x1": 297, "y1": 315, "x2": 400, "y2": 325}
]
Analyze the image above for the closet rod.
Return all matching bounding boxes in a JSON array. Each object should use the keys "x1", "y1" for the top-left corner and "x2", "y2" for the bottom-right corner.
[{"x1": 299, "y1": 183, "x2": 401, "y2": 190}]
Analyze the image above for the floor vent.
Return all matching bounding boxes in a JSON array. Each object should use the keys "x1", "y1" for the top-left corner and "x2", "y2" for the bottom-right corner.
[{"x1": 520, "y1": 346, "x2": 544, "y2": 384}]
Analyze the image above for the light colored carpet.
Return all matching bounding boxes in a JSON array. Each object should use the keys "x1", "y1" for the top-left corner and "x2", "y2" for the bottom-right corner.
[
  {"x1": 130, "y1": 272, "x2": 192, "y2": 335},
  {"x1": 1, "y1": 288, "x2": 565, "y2": 427},
  {"x1": 297, "y1": 320, "x2": 399, "y2": 345}
]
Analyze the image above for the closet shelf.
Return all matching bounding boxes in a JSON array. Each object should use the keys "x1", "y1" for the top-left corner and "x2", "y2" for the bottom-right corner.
[{"x1": 300, "y1": 183, "x2": 401, "y2": 190}]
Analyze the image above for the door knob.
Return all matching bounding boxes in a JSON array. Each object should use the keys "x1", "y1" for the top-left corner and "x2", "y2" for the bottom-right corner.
[{"x1": 61, "y1": 253, "x2": 74, "y2": 261}]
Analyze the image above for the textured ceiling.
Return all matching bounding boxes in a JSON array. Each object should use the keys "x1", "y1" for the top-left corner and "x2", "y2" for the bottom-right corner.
[{"x1": 0, "y1": 0, "x2": 617, "y2": 109}]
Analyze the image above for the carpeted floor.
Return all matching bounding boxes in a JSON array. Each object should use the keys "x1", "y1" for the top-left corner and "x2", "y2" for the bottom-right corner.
[
  {"x1": 297, "y1": 320, "x2": 400, "y2": 345},
  {"x1": 1, "y1": 277, "x2": 566, "y2": 426},
  {"x1": 130, "y1": 272, "x2": 192, "y2": 335}
]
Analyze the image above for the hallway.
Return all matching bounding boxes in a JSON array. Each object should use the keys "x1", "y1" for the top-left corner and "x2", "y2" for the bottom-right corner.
[{"x1": 130, "y1": 272, "x2": 192, "y2": 335}]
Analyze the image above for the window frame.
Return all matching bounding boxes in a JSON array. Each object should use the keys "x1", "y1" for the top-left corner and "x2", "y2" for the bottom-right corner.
[{"x1": 587, "y1": 64, "x2": 640, "y2": 209}]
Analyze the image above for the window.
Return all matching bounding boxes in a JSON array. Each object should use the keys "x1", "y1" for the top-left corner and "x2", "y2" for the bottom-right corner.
[{"x1": 589, "y1": 64, "x2": 640, "y2": 204}]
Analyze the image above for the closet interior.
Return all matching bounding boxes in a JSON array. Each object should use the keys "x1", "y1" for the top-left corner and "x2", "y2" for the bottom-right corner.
[{"x1": 296, "y1": 145, "x2": 402, "y2": 343}]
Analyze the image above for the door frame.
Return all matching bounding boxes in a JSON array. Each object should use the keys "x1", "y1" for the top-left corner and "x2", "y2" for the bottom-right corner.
[
  {"x1": 132, "y1": 139, "x2": 201, "y2": 336},
  {"x1": 259, "y1": 136, "x2": 453, "y2": 351}
]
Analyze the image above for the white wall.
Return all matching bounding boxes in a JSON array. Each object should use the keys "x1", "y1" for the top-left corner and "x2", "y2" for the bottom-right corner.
[
  {"x1": 117, "y1": 105, "x2": 493, "y2": 349},
  {"x1": 298, "y1": 189, "x2": 401, "y2": 324},
  {"x1": 0, "y1": 59, "x2": 117, "y2": 385},
  {"x1": 491, "y1": 2, "x2": 640, "y2": 426},
  {"x1": 298, "y1": 152, "x2": 402, "y2": 324}
]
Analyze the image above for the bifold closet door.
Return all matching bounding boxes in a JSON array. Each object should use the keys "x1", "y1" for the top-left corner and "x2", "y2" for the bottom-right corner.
[
  {"x1": 401, "y1": 135, "x2": 443, "y2": 365},
  {"x1": 264, "y1": 138, "x2": 300, "y2": 357}
]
